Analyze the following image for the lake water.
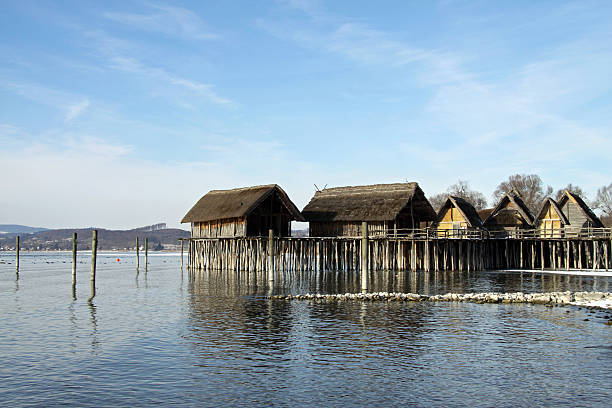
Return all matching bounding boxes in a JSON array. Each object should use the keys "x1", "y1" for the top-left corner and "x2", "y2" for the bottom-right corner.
[{"x1": 1, "y1": 251, "x2": 611, "y2": 407}]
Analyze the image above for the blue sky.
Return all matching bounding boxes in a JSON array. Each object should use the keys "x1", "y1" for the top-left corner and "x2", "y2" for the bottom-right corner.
[{"x1": 1, "y1": 0, "x2": 611, "y2": 229}]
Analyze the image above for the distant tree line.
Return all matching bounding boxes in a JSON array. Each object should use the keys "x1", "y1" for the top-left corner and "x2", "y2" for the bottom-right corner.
[{"x1": 428, "y1": 174, "x2": 612, "y2": 227}]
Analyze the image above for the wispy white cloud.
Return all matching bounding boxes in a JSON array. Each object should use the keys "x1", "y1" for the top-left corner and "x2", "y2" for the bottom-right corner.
[
  {"x1": 78, "y1": 30, "x2": 231, "y2": 106},
  {"x1": 103, "y1": 3, "x2": 219, "y2": 40},
  {"x1": 65, "y1": 98, "x2": 90, "y2": 122},
  {"x1": 108, "y1": 56, "x2": 231, "y2": 105},
  {"x1": 1, "y1": 79, "x2": 93, "y2": 123},
  {"x1": 61, "y1": 134, "x2": 133, "y2": 157}
]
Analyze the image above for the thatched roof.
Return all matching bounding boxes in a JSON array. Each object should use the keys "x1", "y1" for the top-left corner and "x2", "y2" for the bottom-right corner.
[
  {"x1": 438, "y1": 196, "x2": 482, "y2": 227},
  {"x1": 483, "y1": 191, "x2": 535, "y2": 226},
  {"x1": 534, "y1": 197, "x2": 569, "y2": 225},
  {"x1": 302, "y1": 182, "x2": 437, "y2": 222},
  {"x1": 558, "y1": 190, "x2": 603, "y2": 228},
  {"x1": 181, "y1": 184, "x2": 305, "y2": 223},
  {"x1": 478, "y1": 208, "x2": 494, "y2": 222}
]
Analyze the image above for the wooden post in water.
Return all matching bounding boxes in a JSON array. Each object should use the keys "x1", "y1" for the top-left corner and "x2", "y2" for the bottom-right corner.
[
  {"x1": 72, "y1": 232, "x2": 77, "y2": 283},
  {"x1": 90, "y1": 230, "x2": 98, "y2": 300},
  {"x1": 268, "y1": 229, "x2": 274, "y2": 282},
  {"x1": 181, "y1": 239, "x2": 184, "y2": 269},
  {"x1": 361, "y1": 222, "x2": 369, "y2": 293},
  {"x1": 136, "y1": 237, "x2": 140, "y2": 269},
  {"x1": 15, "y1": 236, "x2": 20, "y2": 274},
  {"x1": 145, "y1": 238, "x2": 148, "y2": 271}
]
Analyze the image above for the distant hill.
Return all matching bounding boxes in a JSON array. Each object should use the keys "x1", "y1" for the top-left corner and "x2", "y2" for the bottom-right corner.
[
  {"x1": 0, "y1": 225, "x2": 189, "y2": 251},
  {"x1": 0, "y1": 224, "x2": 49, "y2": 234}
]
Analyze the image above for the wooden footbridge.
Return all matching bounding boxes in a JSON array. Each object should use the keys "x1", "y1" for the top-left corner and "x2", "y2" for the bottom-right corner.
[{"x1": 185, "y1": 224, "x2": 612, "y2": 274}]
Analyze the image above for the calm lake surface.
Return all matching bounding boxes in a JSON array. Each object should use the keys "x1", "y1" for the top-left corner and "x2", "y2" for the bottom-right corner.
[{"x1": 1, "y1": 251, "x2": 611, "y2": 407}]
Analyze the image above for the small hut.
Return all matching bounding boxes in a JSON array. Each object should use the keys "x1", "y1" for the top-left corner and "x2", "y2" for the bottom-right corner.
[
  {"x1": 483, "y1": 190, "x2": 535, "y2": 233},
  {"x1": 302, "y1": 182, "x2": 437, "y2": 237},
  {"x1": 534, "y1": 197, "x2": 568, "y2": 237},
  {"x1": 181, "y1": 184, "x2": 305, "y2": 238},
  {"x1": 436, "y1": 195, "x2": 482, "y2": 235},
  {"x1": 557, "y1": 190, "x2": 603, "y2": 232}
]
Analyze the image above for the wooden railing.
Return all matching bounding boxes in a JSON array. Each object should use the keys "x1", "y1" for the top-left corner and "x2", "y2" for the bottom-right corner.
[{"x1": 185, "y1": 227, "x2": 612, "y2": 241}]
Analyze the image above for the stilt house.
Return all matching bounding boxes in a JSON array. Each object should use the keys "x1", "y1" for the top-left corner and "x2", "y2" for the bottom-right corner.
[
  {"x1": 435, "y1": 195, "x2": 482, "y2": 234},
  {"x1": 181, "y1": 184, "x2": 305, "y2": 238},
  {"x1": 534, "y1": 197, "x2": 569, "y2": 237},
  {"x1": 301, "y1": 182, "x2": 437, "y2": 237},
  {"x1": 557, "y1": 190, "x2": 603, "y2": 231},
  {"x1": 482, "y1": 191, "x2": 535, "y2": 232}
]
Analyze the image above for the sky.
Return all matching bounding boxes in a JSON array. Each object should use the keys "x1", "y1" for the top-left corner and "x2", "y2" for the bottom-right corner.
[{"x1": 1, "y1": 0, "x2": 611, "y2": 230}]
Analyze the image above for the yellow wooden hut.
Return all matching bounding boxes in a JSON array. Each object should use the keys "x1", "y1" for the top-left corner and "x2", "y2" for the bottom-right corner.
[
  {"x1": 436, "y1": 195, "x2": 482, "y2": 236},
  {"x1": 534, "y1": 197, "x2": 568, "y2": 237}
]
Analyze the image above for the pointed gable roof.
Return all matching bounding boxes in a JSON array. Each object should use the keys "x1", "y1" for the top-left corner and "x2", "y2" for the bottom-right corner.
[
  {"x1": 483, "y1": 190, "x2": 535, "y2": 227},
  {"x1": 535, "y1": 197, "x2": 569, "y2": 225},
  {"x1": 557, "y1": 190, "x2": 603, "y2": 228},
  {"x1": 181, "y1": 184, "x2": 305, "y2": 223},
  {"x1": 302, "y1": 182, "x2": 437, "y2": 222},
  {"x1": 437, "y1": 196, "x2": 482, "y2": 227}
]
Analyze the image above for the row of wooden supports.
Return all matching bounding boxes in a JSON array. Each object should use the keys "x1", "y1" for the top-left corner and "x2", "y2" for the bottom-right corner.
[
  {"x1": 13, "y1": 232, "x2": 151, "y2": 300},
  {"x1": 187, "y1": 225, "x2": 612, "y2": 275}
]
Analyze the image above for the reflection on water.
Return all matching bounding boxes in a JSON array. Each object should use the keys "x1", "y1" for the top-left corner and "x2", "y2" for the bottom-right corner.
[{"x1": 0, "y1": 252, "x2": 611, "y2": 407}]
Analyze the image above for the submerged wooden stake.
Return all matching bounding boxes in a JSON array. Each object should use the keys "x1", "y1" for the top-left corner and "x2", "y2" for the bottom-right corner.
[
  {"x1": 268, "y1": 229, "x2": 274, "y2": 282},
  {"x1": 15, "y1": 236, "x2": 20, "y2": 274},
  {"x1": 361, "y1": 222, "x2": 368, "y2": 293},
  {"x1": 90, "y1": 230, "x2": 98, "y2": 300},
  {"x1": 72, "y1": 232, "x2": 77, "y2": 282},
  {"x1": 145, "y1": 238, "x2": 148, "y2": 271},
  {"x1": 181, "y1": 239, "x2": 184, "y2": 269},
  {"x1": 136, "y1": 237, "x2": 140, "y2": 269}
]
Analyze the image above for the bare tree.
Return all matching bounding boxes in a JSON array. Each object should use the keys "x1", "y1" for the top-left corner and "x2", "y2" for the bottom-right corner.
[
  {"x1": 428, "y1": 193, "x2": 447, "y2": 212},
  {"x1": 593, "y1": 183, "x2": 612, "y2": 218},
  {"x1": 554, "y1": 183, "x2": 586, "y2": 202},
  {"x1": 428, "y1": 180, "x2": 488, "y2": 212},
  {"x1": 447, "y1": 180, "x2": 488, "y2": 210},
  {"x1": 492, "y1": 174, "x2": 552, "y2": 213}
]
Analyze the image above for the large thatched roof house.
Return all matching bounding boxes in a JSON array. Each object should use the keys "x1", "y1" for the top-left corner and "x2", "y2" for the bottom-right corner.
[
  {"x1": 483, "y1": 190, "x2": 535, "y2": 232},
  {"x1": 436, "y1": 195, "x2": 482, "y2": 233},
  {"x1": 302, "y1": 182, "x2": 437, "y2": 237},
  {"x1": 182, "y1": 184, "x2": 305, "y2": 238}
]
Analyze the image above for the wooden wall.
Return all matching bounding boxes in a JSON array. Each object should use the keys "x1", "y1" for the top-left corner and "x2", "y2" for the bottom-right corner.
[
  {"x1": 310, "y1": 221, "x2": 388, "y2": 237},
  {"x1": 191, "y1": 217, "x2": 246, "y2": 238},
  {"x1": 437, "y1": 207, "x2": 468, "y2": 231},
  {"x1": 536, "y1": 205, "x2": 563, "y2": 237},
  {"x1": 561, "y1": 200, "x2": 593, "y2": 231}
]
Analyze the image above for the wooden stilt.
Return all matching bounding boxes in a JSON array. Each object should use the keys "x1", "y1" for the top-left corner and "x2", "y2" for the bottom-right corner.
[
  {"x1": 89, "y1": 230, "x2": 98, "y2": 301},
  {"x1": 15, "y1": 236, "x2": 20, "y2": 274},
  {"x1": 361, "y1": 222, "x2": 368, "y2": 292}
]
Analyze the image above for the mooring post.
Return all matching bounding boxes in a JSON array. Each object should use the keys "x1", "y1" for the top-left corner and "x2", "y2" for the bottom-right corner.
[
  {"x1": 268, "y1": 229, "x2": 274, "y2": 282},
  {"x1": 136, "y1": 237, "x2": 140, "y2": 269},
  {"x1": 145, "y1": 237, "x2": 148, "y2": 271},
  {"x1": 72, "y1": 232, "x2": 77, "y2": 282},
  {"x1": 361, "y1": 222, "x2": 369, "y2": 293},
  {"x1": 15, "y1": 236, "x2": 20, "y2": 274},
  {"x1": 90, "y1": 230, "x2": 98, "y2": 300},
  {"x1": 181, "y1": 239, "x2": 184, "y2": 269}
]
